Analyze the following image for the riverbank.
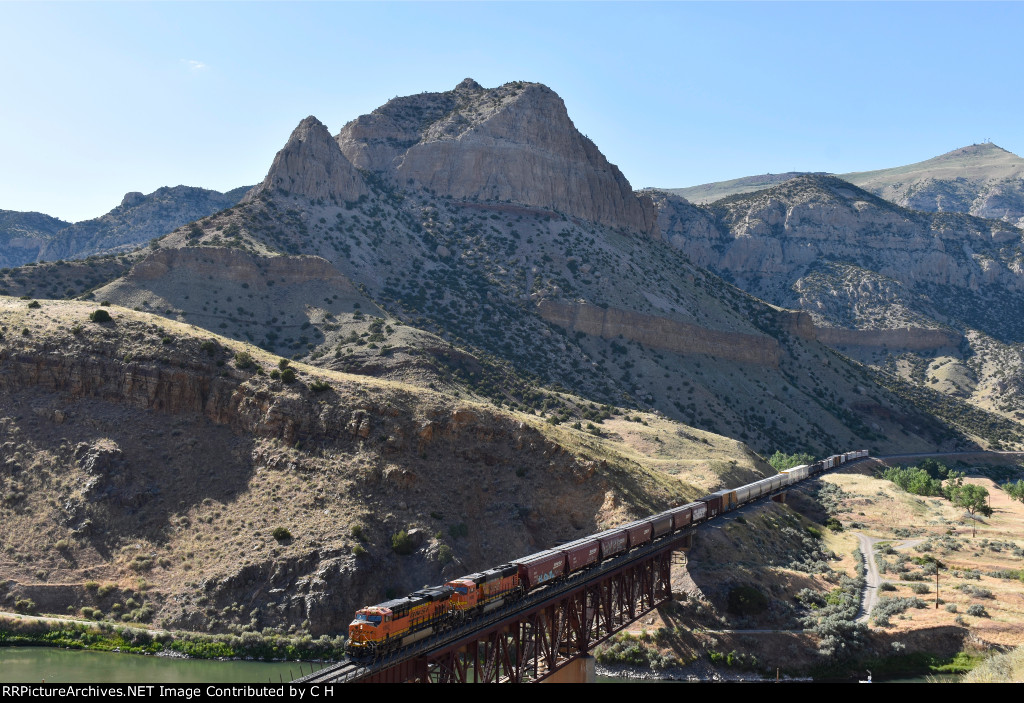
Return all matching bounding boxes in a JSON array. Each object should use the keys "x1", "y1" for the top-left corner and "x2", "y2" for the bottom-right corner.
[
  {"x1": 0, "y1": 646, "x2": 316, "y2": 684},
  {"x1": 0, "y1": 612, "x2": 345, "y2": 662}
]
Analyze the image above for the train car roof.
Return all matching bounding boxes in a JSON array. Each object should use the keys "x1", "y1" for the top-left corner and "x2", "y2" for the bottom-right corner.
[{"x1": 512, "y1": 549, "x2": 561, "y2": 564}]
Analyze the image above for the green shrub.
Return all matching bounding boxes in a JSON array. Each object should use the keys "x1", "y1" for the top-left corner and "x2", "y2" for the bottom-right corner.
[
  {"x1": 391, "y1": 530, "x2": 415, "y2": 555},
  {"x1": 27, "y1": 300, "x2": 40, "y2": 309},
  {"x1": 308, "y1": 380, "x2": 330, "y2": 393},
  {"x1": 272, "y1": 527, "x2": 292, "y2": 542},
  {"x1": 349, "y1": 524, "x2": 365, "y2": 541},
  {"x1": 14, "y1": 598, "x2": 37, "y2": 614},
  {"x1": 280, "y1": 368, "x2": 296, "y2": 384},
  {"x1": 966, "y1": 604, "x2": 989, "y2": 617},
  {"x1": 129, "y1": 556, "x2": 154, "y2": 572},
  {"x1": 89, "y1": 309, "x2": 112, "y2": 323},
  {"x1": 234, "y1": 351, "x2": 256, "y2": 370}
]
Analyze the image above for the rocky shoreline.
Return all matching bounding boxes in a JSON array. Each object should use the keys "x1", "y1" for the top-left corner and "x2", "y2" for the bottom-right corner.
[{"x1": 595, "y1": 661, "x2": 812, "y2": 683}]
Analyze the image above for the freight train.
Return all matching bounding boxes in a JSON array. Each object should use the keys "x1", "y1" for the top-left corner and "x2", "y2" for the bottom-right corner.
[{"x1": 346, "y1": 449, "x2": 869, "y2": 658}]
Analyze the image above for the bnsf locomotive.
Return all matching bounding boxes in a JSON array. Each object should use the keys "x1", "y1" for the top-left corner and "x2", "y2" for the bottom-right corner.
[{"x1": 346, "y1": 449, "x2": 869, "y2": 657}]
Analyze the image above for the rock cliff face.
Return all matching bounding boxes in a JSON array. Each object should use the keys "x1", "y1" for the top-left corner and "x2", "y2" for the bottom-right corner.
[
  {"x1": 657, "y1": 175, "x2": 1024, "y2": 299},
  {"x1": 93, "y1": 247, "x2": 380, "y2": 357},
  {"x1": 336, "y1": 79, "x2": 658, "y2": 236},
  {"x1": 0, "y1": 210, "x2": 70, "y2": 267},
  {"x1": 660, "y1": 144, "x2": 1024, "y2": 228},
  {"x1": 779, "y1": 310, "x2": 961, "y2": 351},
  {"x1": 126, "y1": 247, "x2": 360, "y2": 290},
  {"x1": 0, "y1": 186, "x2": 251, "y2": 267},
  {"x1": 244, "y1": 116, "x2": 368, "y2": 205},
  {"x1": 538, "y1": 300, "x2": 781, "y2": 367}
]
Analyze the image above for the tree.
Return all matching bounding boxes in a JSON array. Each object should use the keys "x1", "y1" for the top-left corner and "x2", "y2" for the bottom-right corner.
[
  {"x1": 1001, "y1": 479, "x2": 1024, "y2": 503},
  {"x1": 917, "y1": 458, "x2": 949, "y2": 479},
  {"x1": 947, "y1": 483, "x2": 992, "y2": 537},
  {"x1": 769, "y1": 451, "x2": 815, "y2": 473}
]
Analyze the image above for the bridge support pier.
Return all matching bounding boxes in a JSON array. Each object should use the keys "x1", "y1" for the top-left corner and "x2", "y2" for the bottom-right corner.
[{"x1": 542, "y1": 655, "x2": 595, "y2": 683}]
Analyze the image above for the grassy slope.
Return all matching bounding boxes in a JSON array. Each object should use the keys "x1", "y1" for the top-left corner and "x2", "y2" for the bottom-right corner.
[{"x1": 0, "y1": 296, "x2": 764, "y2": 637}]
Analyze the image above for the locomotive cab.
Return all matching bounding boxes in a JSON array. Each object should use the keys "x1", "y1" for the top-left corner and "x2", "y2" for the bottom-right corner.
[
  {"x1": 347, "y1": 606, "x2": 392, "y2": 653},
  {"x1": 447, "y1": 574, "x2": 484, "y2": 611}
]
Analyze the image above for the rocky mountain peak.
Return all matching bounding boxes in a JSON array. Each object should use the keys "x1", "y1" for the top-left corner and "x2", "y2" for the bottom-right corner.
[
  {"x1": 336, "y1": 80, "x2": 658, "y2": 236},
  {"x1": 245, "y1": 115, "x2": 368, "y2": 205},
  {"x1": 455, "y1": 77, "x2": 484, "y2": 92},
  {"x1": 939, "y1": 142, "x2": 1016, "y2": 161},
  {"x1": 120, "y1": 192, "x2": 146, "y2": 208}
]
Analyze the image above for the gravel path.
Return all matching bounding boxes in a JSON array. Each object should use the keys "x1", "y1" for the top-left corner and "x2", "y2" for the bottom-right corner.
[
  {"x1": 853, "y1": 532, "x2": 885, "y2": 622},
  {"x1": 852, "y1": 533, "x2": 928, "y2": 622}
]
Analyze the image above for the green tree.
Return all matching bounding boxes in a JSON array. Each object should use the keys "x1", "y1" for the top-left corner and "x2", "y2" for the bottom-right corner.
[
  {"x1": 947, "y1": 483, "x2": 992, "y2": 537},
  {"x1": 917, "y1": 458, "x2": 949, "y2": 479},
  {"x1": 769, "y1": 451, "x2": 815, "y2": 472},
  {"x1": 882, "y1": 466, "x2": 943, "y2": 496},
  {"x1": 1001, "y1": 479, "x2": 1024, "y2": 503}
]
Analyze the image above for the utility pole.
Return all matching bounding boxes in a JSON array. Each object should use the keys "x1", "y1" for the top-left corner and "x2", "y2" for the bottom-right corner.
[{"x1": 935, "y1": 568, "x2": 939, "y2": 609}]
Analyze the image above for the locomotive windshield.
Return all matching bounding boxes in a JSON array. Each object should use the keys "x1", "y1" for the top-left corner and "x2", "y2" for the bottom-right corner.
[
  {"x1": 354, "y1": 613, "x2": 382, "y2": 626},
  {"x1": 453, "y1": 586, "x2": 469, "y2": 594}
]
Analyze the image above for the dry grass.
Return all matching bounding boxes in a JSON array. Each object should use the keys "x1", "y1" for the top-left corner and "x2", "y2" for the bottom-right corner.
[
  {"x1": 824, "y1": 466, "x2": 1024, "y2": 648},
  {"x1": 0, "y1": 295, "x2": 765, "y2": 637}
]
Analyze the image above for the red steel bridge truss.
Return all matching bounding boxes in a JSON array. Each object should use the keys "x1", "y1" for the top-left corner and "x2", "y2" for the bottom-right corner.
[{"x1": 299, "y1": 531, "x2": 691, "y2": 684}]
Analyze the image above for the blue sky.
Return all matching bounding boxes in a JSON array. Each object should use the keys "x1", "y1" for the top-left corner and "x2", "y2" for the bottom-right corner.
[{"x1": 2, "y1": 1, "x2": 1022, "y2": 222}]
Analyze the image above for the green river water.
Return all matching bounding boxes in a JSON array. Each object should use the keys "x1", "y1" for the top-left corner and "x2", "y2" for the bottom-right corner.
[
  {"x1": 0, "y1": 647, "x2": 958, "y2": 683},
  {"x1": 0, "y1": 647, "x2": 320, "y2": 683}
]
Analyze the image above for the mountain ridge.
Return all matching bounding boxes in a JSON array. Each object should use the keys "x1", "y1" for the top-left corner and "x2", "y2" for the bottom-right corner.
[
  {"x1": 0, "y1": 185, "x2": 253, "y2": 268},
  {"x1": 659, "y1": 142, "x2": 1024, "y2": 228}
]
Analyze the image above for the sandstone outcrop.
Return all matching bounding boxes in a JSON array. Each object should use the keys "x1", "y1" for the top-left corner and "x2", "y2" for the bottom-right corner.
[
  {"x1": 537, "y1": 300, "x2": 780, "y2": 367},
  {"x1": 336, "y1": 79, "x2": 658, "y2": 236},
  {"x1": 126, "y1": 247, "x2": 360, "y2": 291},
  {"x1": 657, "y1": 175, "x2": 1024, "y2": 294},
  {"x1": 779, "y1": 311, "x2": 961, "y2": 351},
  {"x1": 245, "y1": 116, "x2": 368, "y2": 205}
]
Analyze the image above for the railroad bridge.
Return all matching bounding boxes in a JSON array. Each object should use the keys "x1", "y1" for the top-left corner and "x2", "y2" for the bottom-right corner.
[
  {"x1": 294, "y1": 453, "x2": 865, "y2": 684},
  {"x1": 296, "y1": 527, "x2": 694, "y2": 684}
]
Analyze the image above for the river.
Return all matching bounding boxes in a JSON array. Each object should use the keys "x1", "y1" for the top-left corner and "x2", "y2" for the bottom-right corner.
[{"x1": 0, "y1": 647, "x2": 321, "y2": 683}]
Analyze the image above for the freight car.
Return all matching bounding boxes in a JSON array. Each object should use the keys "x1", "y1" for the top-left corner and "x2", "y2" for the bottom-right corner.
[{"x1": 346, "y1": 448, "x2": 869, "y2": 658}]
